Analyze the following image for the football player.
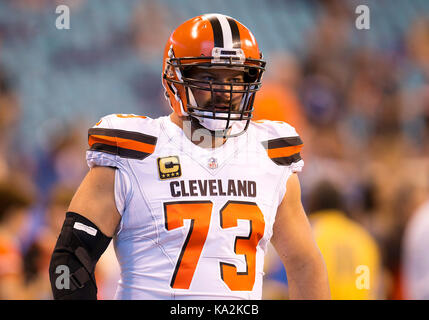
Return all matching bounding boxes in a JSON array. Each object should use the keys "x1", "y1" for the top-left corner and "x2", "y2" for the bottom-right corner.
[{"x1": 49, "y1": 13, "x2": 330, "y2": 300}]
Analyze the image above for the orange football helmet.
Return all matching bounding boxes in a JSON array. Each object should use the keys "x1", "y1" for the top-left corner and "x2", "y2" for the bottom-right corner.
[{"x1": 162, "y1": 13, "x2": 266, "y2": 137}]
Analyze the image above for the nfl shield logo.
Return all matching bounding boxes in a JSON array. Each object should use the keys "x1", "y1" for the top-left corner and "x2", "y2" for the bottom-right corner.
[{"x1": 208, "y1": 157, "x2": 218, "y2": 169}]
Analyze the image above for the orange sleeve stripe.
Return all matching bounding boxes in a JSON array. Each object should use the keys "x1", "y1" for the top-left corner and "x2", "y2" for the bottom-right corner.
[
  {"x1": 89, "y1": 134, "x2": 156, "y2": 154},
  {"x1": 267, "y1": 144, "x2": 303, "y2": 159}
]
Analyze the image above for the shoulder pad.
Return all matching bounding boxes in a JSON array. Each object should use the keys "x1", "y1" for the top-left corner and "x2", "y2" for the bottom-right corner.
[
  {"x1": 87, "y1": 114, "x2": 159, "y2": 160},
  {"x1": 251, "y1": 120, "x2": 303, "y2": 167}
]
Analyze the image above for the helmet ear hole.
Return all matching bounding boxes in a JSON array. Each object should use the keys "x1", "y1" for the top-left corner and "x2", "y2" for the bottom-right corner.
[
  {"x1": 182, "y1": 66, "x2": 192, "y2": 76},
  {"x1": 244, "y1": 67, "x2": 258, "y2": 82},
  {"x1": 248, "y1": 67, "x2": 258, "y2": 76}
]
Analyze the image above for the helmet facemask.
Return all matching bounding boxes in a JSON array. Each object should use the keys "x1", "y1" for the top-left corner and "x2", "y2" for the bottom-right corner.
[{"x1": 163, "y1": 47, "x2": 266, "y2": 137}]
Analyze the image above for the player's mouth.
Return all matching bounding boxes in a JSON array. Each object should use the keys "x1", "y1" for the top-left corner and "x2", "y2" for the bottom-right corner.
[
  {"x1": 213, "y1": 105, "x2": 230, "y2": 111},
  {"x1": 207, "y1": 103, "x2": 239, "y2": 112}
]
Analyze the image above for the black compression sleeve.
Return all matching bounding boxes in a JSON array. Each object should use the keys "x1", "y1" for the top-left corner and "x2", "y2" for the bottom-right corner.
[{"x1": 49, "y1": 212, "x2": 112, "y2": 300}]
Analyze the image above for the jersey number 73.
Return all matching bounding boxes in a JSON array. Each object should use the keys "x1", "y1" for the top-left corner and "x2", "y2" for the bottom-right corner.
[{"x1": 164, "y1": 200, "x2": 265, "y2": 291}]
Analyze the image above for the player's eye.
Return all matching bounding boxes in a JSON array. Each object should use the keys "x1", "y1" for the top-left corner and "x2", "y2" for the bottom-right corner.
[
  {"x1": 199, "y1": 75, "x2": 215, "y2": 81},
  {"x1": 186, "y1": 72, "x2": 213, "y2": 82}
]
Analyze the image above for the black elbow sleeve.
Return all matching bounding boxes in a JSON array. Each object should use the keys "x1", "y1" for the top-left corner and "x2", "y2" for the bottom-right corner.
[{"x1": 49, "y1": 212, "x2": 112, "y2": 300}]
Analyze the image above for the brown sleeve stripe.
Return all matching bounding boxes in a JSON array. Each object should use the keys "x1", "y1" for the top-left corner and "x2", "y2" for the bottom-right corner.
[
  {"x1": 270, "y1": 153, "x2": 302, "y2": 166},
  {"x1": 90, "y1": 143, "x2": 151, "y2": 160},
  {"x1": 88, "y1": 134, "x2": 156, "y2": 154},
  {"x1": 88, "y1": 128, "x2": 157, "y2": 160},
  {"x1": 88, "y1": 128, "x2": 157, "y2": 145},
  {"x1": 261, "y1": 136, "x2": 303, "y2": 150},
  {"x1": 262, "y1": 136, "x2": 303, "y2": 164}
]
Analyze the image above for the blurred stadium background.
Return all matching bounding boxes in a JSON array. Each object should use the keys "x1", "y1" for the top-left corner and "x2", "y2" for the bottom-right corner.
[{"x1": 0, "y1": 0, "x2": 428, "y2": 299}]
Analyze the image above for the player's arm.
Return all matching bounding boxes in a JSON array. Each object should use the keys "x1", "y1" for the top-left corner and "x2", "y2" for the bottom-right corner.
[
  {"x1": 48, "y1": 166, "x2": 121, "y2": 300},
  {"x1": 271, "y1": 173, "x2": 331, "y2": 299}
]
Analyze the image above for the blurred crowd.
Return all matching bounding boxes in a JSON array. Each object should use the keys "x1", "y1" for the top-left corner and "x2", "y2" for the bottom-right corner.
[
  {"x1": 259, "y1": 0, "x2": 429, "y2": 300},
  {"x1": 0, "y1": 0, "x2": 428, "y2": 299}
]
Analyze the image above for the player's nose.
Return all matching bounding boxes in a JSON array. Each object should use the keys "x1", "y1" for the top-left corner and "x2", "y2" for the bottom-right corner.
[{"x1": 212, "y1": 82, "x2": 232, "y2": 99}]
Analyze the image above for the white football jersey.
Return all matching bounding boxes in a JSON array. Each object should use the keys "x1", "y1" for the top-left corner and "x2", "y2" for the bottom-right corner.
[{"x1": 86, "y1": 114, "x2": 304, "y2": 300}]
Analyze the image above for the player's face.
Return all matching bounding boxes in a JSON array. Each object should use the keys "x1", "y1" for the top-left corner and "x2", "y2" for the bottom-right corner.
[{"x1": 185, "y1": 67, "x2": 246, "y2": 113}]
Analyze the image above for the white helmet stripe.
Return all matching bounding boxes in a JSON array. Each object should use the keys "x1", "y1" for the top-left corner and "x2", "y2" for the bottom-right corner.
[
  {"x1": 203, "y1": 14, "x2": 241, "y2": 49},
  {"x1": 215, "y1": 14, "x2": 233, "y2": 49}
]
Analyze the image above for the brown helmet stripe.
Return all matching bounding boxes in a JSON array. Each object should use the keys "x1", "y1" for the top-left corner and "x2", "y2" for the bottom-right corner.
[
  {"x1": 226, "y1": 17, "x2": 241, "y2": 48},
  {"x1": 205, "y1": 14, "x2": 224, "y2": 48}
]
